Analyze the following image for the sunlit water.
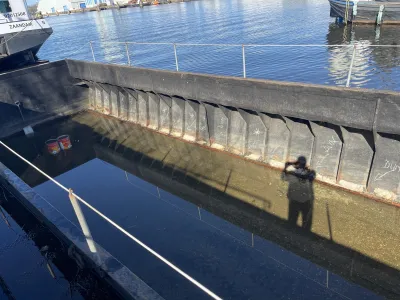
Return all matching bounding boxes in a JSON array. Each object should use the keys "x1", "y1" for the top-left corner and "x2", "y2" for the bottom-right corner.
[{"x1": 38, "y1": 0, "x2": 400, "y2": 90}]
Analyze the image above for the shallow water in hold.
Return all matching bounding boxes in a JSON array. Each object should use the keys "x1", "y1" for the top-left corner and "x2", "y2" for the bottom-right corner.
[{"x1": 1, "y1": 111, "x2": 400, "y2": 299}]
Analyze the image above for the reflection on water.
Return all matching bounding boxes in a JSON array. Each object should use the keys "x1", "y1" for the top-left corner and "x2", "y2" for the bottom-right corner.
[
  {"x1": 326, "y1": 24, "x2": 400, "y2": 90},
  {"x1": 40, "y1": 0, "x2": 400, "y2": 90},
  {"x1": 2, "y1": 111, "x2": 400, "y2": 299}
]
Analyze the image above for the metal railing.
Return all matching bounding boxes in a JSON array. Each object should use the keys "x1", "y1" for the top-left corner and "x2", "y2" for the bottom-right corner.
[
  {"x1": 69, "y1": 41, "x2": 400, "y2": 88},
  {"x1": 346, "y1": 45, "x2": 357, "y2": 87},
  {"x1": 88, "y1": 41, "x2": 354, "y2": 80},
  {"x1": 0, "y1": 141, "x2": 223, "y2": 300}
]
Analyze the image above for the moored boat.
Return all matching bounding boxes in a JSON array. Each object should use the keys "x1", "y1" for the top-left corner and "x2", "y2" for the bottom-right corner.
[{"x1": 0, "y1": 0, "x2": 52, "y2": 71}]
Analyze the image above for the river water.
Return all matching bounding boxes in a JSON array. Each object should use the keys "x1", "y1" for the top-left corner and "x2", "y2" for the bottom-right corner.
[{"x1": 38, "y1": 0, "x2": 400, "y2": 90}]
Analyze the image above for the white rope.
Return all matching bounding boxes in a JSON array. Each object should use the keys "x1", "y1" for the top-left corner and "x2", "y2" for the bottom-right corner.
[{"x1": 0, "y1": 141, "x2": 223, "y2": 300}]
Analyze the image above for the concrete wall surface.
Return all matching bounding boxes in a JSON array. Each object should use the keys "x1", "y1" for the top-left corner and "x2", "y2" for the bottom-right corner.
[
  {"x1": 0, "y1": 61, "x2": 88, "y2": 138},
  {"x1": 66, "y1": 59, "x2": 400, "y2": 202}
]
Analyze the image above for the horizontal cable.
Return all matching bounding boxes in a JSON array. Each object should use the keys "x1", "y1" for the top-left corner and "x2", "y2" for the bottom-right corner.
[
  {"x1": 0, "y1": 141, "x2": 223, "y2": 300},
  {"x1": 89, "y1": 40, "x2": 400, "y2": 47}
]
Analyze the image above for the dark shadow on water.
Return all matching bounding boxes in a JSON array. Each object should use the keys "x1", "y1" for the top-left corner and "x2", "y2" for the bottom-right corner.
[{"x1": 281, "y1": 156, "x2": 315, "y2": 231}]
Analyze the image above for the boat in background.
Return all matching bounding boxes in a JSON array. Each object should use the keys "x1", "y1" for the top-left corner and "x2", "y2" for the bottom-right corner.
[
  {"x1": 329, "y1": 0, "x2": 400, "y2": 24},
  {"x1": 0, "y1": 0, "x2": 52, "y2": 71}
]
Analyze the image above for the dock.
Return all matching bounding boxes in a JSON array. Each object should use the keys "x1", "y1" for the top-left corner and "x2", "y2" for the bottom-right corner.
[{"x1": 42, "y1": 0, "x2": 192, "y2": 17}]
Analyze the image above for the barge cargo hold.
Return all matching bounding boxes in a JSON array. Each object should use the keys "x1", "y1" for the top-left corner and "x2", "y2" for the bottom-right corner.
[
  {"x1": 1, "y1": 59, "x2": 400, "y2": 299},
  {"x1": 1, "y1": 110, "x2": 398, "y2": 299}
]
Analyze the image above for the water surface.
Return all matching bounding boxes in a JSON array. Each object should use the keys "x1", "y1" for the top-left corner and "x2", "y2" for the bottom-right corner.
[
  {"x1": 2, "y1": 111, "x2": 400, "y2": 299},
  {"x1": 0, "y1": 186, "x2": 118, "y2": 299},
  {"x1": 38, "y1": 0, "x2": 400, "y2": 90}
]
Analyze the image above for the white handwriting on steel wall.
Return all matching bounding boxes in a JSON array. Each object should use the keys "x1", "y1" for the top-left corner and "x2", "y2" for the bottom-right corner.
[
  {"x1": 217, "y1": 117, "x2": 225, "y2": 129},
  {"x1": 247, "y1": 127, "x2": 264, "y2": 159},
  {"x1": 160, "y1": 107, "x2": 168, "y2": 126},
  {"x1": 374, "y1": 159, "x2": 400, "y2": 181},
  {"x1": 248, "y1": 127, "x2": 262, "y2": 149},
  {"x1": 186, "y1": 112, "x2": 196, "y2": 131},
  {"x1": 316, "y1": 136, "x2": 339, "y2": 168}
]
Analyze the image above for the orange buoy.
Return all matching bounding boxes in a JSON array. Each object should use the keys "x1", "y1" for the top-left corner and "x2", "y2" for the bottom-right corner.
[
  {"x1": 46, "y1": 139, "x2": 61, "y2": 155},
  {"x1": 57, "y1": 135, "x2": 72, "y2": 150}
]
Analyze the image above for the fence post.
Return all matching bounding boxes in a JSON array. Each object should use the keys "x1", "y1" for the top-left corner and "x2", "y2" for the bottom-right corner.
[
  {"x1": 89, "y1": 41, "x2": 96, "y2": 62},
  {"x1": 173, "y1": 43, "x2": 179, "y2": 71},
  {"x1": 346, "y1": 44, "x2": 356, "y2": 87},
  {"x1": 242, "y1": 44, "x2": 246, "y2": 78},
  {"x1": 68, "y1": 189, "x2": 97, "y2": 253},
  {"x1": 125, "y1": 42, "x2": 131, "y2": 66}
]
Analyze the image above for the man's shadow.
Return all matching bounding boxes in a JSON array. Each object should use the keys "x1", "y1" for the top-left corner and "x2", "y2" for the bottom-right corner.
[{"x1": 281, "y1": 156, "x2": 316, "y2": 231}]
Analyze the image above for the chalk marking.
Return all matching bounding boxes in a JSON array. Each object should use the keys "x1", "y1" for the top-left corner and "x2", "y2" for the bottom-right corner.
[
  {"x1": 316, "y1": 136, "x2": 340, "y2": 168},
  {"x1": 375, "y1": 159, "x2": 400, "y2": 181},
  {"x1": 374, "y1": 169, "x2": 395, "y2": 181}
]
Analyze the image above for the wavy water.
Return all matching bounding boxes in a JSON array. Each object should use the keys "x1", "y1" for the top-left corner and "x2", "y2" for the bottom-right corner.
[{"x1": 39, "y1": 0, "x2": 400, "y2": 90}]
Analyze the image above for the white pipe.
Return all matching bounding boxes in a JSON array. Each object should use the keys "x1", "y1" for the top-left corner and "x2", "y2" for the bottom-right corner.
[
  {"x1": 68, "y1": 189, "x2": 97, "y2": 253},
  {"x1": 0, "y1": 141, "x2": 223, "y2": 300}
]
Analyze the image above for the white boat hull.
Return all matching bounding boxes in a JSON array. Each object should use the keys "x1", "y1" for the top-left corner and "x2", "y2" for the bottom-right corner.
[{"x1": 0, "y1": 19, "x2": 52, "y2": 70}]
